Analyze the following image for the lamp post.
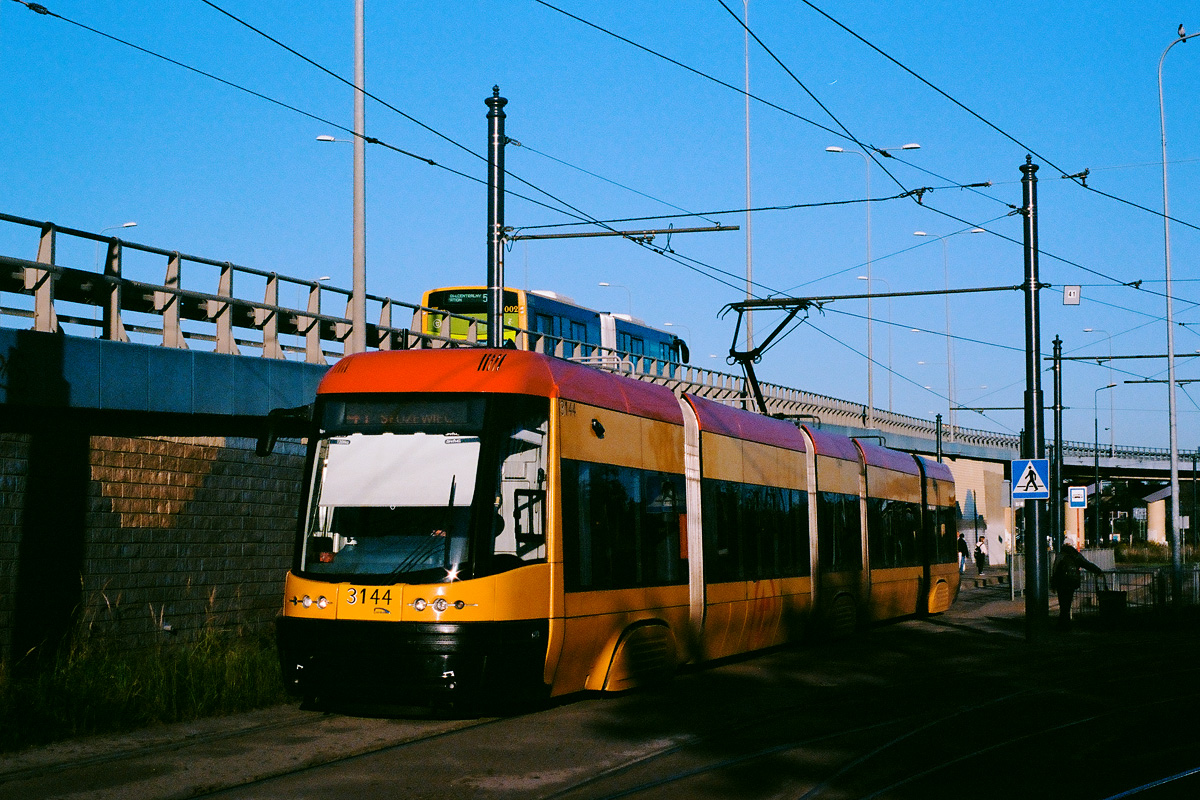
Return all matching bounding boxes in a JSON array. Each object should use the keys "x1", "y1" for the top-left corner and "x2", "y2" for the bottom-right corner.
[
  {"x1": 1084, "y1": 328, "x2": 1116, "y2": 456},
  {"x1": 826, "y1": 142, "x2": 918, "y2": 428},
  {"x1": 857, "y1": 275, "x2": 892, "y2": 410},
  {"x1": 598, "y1": 282, "x2": 632, "y2": 315},
  {"x1": 913, "y1": 227, "x2": 984, "y2": 441},
  {"x1": 1160, "y1": 26, "x2": 1196, "y2": 596},
  {"x1": 1094, "y1": 382, "x2": 1117, "y2": 546},
  {"x1": 94, "y1": 222, "x2": 137, "y2": 269},
  {"x1": 317, "y1": 131, "x2": 367, "y2": 351},
  {"x1": 350, "y1": 0, "x2": 366, "y2": 354},
  {"x1": 663, "y1": 322, "x2": 691, "y2": 340}
]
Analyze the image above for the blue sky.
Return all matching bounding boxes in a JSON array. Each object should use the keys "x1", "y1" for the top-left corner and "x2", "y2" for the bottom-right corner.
[{"x1": 2, "y1": 1, "x2": 1198, "y2": 449}]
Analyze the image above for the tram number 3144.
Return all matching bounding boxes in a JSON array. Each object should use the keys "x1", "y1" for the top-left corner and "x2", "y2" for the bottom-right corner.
[{"x1": 346, "y1": 588, "x2": 392, "y2": 606}]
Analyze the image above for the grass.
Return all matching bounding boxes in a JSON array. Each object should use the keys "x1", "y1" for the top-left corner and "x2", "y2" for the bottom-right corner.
[{"x1": 0, "y1": 619, "x2": 289, "y2": 753}]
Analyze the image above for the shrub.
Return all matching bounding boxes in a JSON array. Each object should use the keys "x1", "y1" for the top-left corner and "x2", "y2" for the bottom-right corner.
[{"x1": 0, "y1": 623, "x2": 288, "y2": 752}]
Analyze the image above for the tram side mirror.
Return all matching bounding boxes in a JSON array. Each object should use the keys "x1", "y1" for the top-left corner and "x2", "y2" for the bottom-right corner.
[{"x1": 256, "y1": 404, "x2": 314, "y2": 457}]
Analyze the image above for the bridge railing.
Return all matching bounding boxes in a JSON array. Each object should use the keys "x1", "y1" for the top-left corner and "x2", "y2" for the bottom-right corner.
[{"x1": 0, "y1": 211, "x2": 1168, "y2": 461}]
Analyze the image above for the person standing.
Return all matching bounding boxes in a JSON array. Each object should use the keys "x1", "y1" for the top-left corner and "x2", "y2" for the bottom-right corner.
[
  {"x1": 957, "y1": 533, "x2": 969, "y2": 573},
  {"x1": 1051, "y1": 534, "x2": 1104, "y2": 630},
  {"x1": 973, "y1": 535, "x2": 988, "y2": 574}
]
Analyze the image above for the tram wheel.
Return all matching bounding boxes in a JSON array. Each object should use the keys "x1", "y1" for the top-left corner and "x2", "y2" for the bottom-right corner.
[{"x1": 827, "y1": 595, "x2": 858, "y2": 639}]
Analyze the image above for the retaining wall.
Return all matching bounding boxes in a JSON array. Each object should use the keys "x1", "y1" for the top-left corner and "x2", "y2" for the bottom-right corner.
[{"x1": 0, "y1": 432, "x2": 305, "y2": 661}]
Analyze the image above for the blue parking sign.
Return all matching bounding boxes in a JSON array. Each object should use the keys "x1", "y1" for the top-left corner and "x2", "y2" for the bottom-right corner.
[{"x1": 1012, "y1": 459, "x2": 1050, "y2": 500}]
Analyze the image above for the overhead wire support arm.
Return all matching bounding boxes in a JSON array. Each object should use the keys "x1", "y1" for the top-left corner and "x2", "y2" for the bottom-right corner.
[
  {"x1": 506, "y1": 225, "x2": 738, "y2": 242},
  {"x1": 728, "y1": 283, "x2": 1027, "y2": 313},
  {"x1": 720, "y1": 300, "x2": 815, "y2": 416},
  {"x1": 721, "y1": 283, "x2": 1028, "y2": 416}
]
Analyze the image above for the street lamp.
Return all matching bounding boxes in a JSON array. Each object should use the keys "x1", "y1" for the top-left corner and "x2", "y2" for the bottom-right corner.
[
  {"x1": 663, "y1": 322, "x2": 691, "y2": 339},
  {"x1": 827, "y1": 143, "x2": 918, "y2": 428},
  {"x1": 598, "y1": 282, "x2": 632, "y2": 315},
  {"x1": 857, "y1": 275, "x2": 892, "y2": 410},
  {"x1": 1159, "y1": 26, "x2": 1197, "y2": 589},
  {"x1": 1094, "y1": 382, "x2": 1117, "y2": 546},
  {"x1": 317, "y1": 124, "x2": 366, "y2": 354},
  {"x1": 913, "y1": 227, "x2": 984, "y2": 441},
  {"x1": 94, "y1": 222, "x2": 137, "y2": 269},
  {"x1": 1084, "y1": 327, "x2": 1116, "y2": 456}
]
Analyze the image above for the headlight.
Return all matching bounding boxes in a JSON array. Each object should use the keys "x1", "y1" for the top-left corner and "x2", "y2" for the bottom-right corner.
[
  {"x1": 412, "y1": 598, "x2": 427, "y2": 611},
  {"x1": 433, "y1": 598, "x2": 449, "y2": 612},
  {"x1": 301, "y1": 595, "x2": 312, "y2": 608},
  {"x1": 316, "y1": 596, "x2": 329, "y2": 609}
]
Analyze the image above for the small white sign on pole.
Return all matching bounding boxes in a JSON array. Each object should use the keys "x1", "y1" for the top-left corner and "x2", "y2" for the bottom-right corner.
[{"x1": 1068, "y1": 486, "x2": 1087, "y2": 509}]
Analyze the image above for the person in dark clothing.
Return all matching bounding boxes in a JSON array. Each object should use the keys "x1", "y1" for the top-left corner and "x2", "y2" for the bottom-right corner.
[
  {"x1": 1051, "y1": 535, "x2": 1104, "y2": 630},
  {"x1": 957, "y1": 534, "x2": 969, "y2": 573},
  {"x1": 973, "y1": 536, "x2": 988, "y2": 574}
]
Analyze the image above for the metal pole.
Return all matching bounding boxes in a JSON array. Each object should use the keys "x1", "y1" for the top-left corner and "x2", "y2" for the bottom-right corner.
[
  {"x1": 1020, "y1": 156, "x2": 1048, "y2": 633},
  {"x1": 486, "y1": 87, "x2": 507, "y2": 348},
  {"x1": 1093, "y1": 383, "x2": 1115, "y2": 546},
  {"x1": 1159, "y1": 29, "x2": 1195, "y2": 604},
  {"x1": 1052, "y1": 335, "x2": 1064, "y2": 550},
  {"x1": 1185, "y1": 450, "x2": 1195, "y2": 556},
  {"x1": 1094, "y1": 412, "x2": 1101, "y2": 547},
  {"x1": 942, "y1": 238, "x2": 955, "y2": 442},
  {"x1": 865, "y1": 156, "x2": 873, "y2": 428},
  {"x1": 935, "y1": 413, "x2": 943, "y2": 462},
  {"x1": 349, "y1": 0, "x2": 367, "y2": 355},
  {"x1": 743, "y1": 0, "x2": 753, "y2": 352}
]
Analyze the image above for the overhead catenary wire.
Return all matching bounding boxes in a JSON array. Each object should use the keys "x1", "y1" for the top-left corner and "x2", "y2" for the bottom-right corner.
[
  {"x1": 714, "y1": 0, "x2": 1200, "y2": 315},
  {"x1": 15, "y1": 0, "x2": 1191, "y2": 421},
  {"x1": 509, "y1": 140, "x2": 722, "y2": 226},
  {"x1": 536, "y1": 0, "x2": 1200, "y2": 302},
  {"x1": 5, "y1": 0, "x2": 594, "y2": 222},
  {"x1": 513, "y1": 189, "x2": 930, "y2": 232}
]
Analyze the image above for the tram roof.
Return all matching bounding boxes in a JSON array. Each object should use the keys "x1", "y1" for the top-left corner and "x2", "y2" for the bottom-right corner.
[
  {"x1": 854, "y1": 439, "x2": 920, "y2": 475},
  {"x1": 803, "y1": 425, "x2": 861, "y2": 462},
  {"x1": 317, "y1": 349, "x2": 683, "y2": 424},
  {"x1": 916, "y1": 455, "x2": 955, "y2": 483},
  {"x1": 684, "y1": 394, "x2": 807, "y2": 452}
]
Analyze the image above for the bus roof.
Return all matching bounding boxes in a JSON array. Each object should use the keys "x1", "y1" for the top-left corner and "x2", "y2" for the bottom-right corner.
[{"x1": 317, "y1": 349, "x2": 683, "y2": 424}]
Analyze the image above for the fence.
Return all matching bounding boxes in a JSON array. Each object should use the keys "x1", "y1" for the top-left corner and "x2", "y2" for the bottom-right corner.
[{"x1": 1009, "y1": 552, "x2": 1200, "y2": 619}]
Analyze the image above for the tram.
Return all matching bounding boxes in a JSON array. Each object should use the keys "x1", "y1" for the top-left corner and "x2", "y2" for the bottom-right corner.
[
  {"x1": 418, "y1": 286, "x2": 689, "y2": 364},
  {"x1": 273, "y1": 348, "x2": 958, "y2": 704}
]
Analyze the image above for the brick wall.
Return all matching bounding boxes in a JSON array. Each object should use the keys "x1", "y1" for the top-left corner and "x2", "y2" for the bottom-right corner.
[
  {"x1": 0, "y1": 433, "x2": 306, "y2": 660},
  {"x1": 0, "y1": 433, "x2": 30, "y2": 662}
]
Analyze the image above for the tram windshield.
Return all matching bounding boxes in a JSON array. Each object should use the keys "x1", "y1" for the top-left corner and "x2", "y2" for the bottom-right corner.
[{"x1": 300, "y1": 394, "x2": 548, "y2": 583}]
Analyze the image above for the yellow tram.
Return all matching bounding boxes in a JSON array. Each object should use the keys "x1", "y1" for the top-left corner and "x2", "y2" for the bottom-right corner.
[{"x1": 274, "y1": 349, "x2": 959, "y2": 703}]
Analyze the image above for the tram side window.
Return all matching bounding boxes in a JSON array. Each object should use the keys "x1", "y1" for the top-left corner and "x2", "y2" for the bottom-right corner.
[
  {"x1": 561, "y1": 460, "x2": 686, "y2": 591},
  {"x1": 866, "y1": 498, "x2": 921, "y2": 569},
  {"x1": 701, "y1": 479, "x2": 742, "y2": 582},
  {"x1": 701, "y1": 479, "x2": 810, "y2": 582},
  {"x1": 817, "y1": 492, "x2": 862, "y2": 572},
  {"x1": 937, "y1": 503, "x2": 959, "y2": 564}
]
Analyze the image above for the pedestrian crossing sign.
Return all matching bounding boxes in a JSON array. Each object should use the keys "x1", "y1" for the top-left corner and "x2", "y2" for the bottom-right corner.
[{"x1": 1011, "y1": 459, "x2": 1050, "y2": 500}]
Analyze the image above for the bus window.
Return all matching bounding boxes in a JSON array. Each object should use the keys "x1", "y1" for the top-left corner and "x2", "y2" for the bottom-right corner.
[
  {"x1": 568, "y1": 321, "x2": 588, "y2": 358},
  {"x1": 534, "y1": 314, "x2": 556, "y2": 354}
]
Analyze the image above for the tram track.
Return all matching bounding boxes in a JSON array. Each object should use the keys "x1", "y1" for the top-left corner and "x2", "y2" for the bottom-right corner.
[
  {"x1": 0, "y1": 706, "x2": 503, "y2": 800},
  {"x1": 531, "y1": 645, "x2": 1200, "y2": 800},
  {"x1": 11, "y1": 588, "x2": 1200, "y2": 800}
]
